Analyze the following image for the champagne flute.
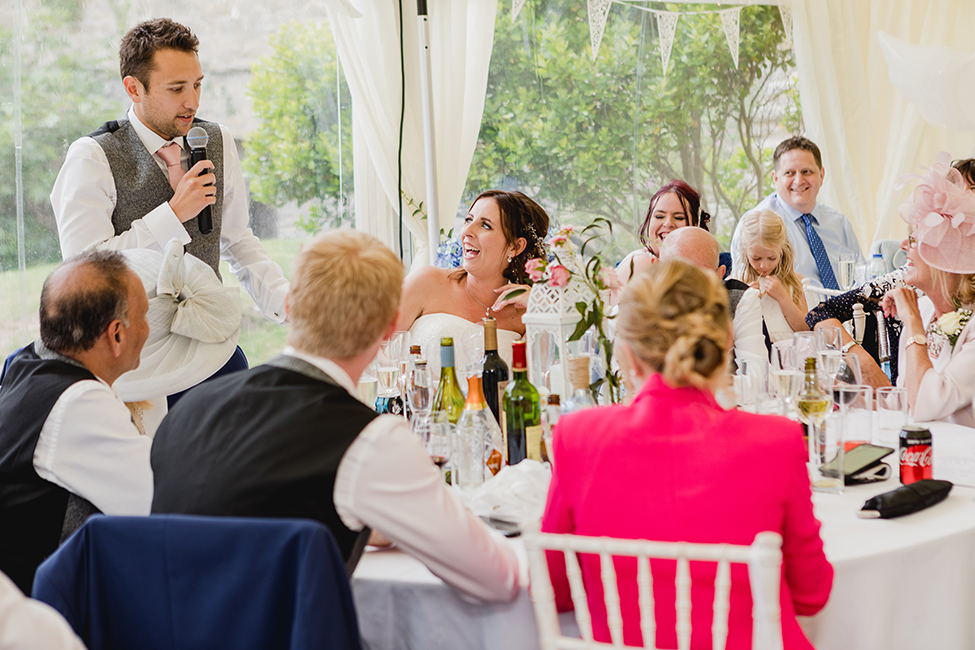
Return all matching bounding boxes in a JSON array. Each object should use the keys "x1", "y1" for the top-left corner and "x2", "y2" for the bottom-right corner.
[
  {"x1": 357, "y1": 358, "x2": 379, "y2": 410},
  {"x1": 838, "y1": 253, "x2": 857, "y2": 291}
]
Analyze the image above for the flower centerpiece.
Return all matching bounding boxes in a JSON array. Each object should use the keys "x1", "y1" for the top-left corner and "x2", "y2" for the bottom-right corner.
[{"x1": 520, "y1": 220, "x2": 622, "y2": 404}]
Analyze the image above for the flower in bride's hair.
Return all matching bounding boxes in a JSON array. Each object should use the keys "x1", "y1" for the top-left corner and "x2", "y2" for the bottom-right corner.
[
  {"x1": 549, "y1": 264, "x2": 571, "y2": 288},
  {"x1": 525, "y1": 258, "x2": 547, "y2": 282}
]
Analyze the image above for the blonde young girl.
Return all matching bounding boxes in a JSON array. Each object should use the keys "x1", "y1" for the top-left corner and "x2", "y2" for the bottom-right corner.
[{"x1": 734, "y1": 209, "x2": 810, "y2": 341}]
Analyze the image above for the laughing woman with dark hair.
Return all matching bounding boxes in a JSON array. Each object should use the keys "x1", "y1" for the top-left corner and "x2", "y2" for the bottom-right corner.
[
  {"x1": 398, "y1": 189, "x2": 550, "y2": 377},
  {"x1": 617, "y1": 180, "x2": 712, "y2": 288}
]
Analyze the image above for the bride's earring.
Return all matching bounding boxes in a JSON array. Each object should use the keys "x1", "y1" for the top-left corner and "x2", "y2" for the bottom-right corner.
[{"x1": 507, "y1": 256, "x2": 512, "y2": 263}]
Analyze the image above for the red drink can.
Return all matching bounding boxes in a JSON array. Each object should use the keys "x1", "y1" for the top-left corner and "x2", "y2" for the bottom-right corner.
[{"x1": 899, "y1": 425, "x2": 933, "y2": 485}]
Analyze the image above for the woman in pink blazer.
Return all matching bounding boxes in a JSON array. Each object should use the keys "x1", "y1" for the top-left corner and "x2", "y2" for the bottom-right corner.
[{"x1": 541, "y1": 259, "x2": 832, "y2": 649}]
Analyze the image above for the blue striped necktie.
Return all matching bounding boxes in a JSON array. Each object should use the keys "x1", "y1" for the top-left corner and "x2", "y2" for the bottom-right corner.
[{"x1": 800, "y1": 213, "x2": 839, "y2": 290}]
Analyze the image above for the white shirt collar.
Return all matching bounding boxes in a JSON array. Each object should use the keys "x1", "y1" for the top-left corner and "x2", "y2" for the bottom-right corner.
[
  {"x1": 126, "y1": 105, "x2": 183, "y2": 156},
  {"x1": 281, "y1": 346, "x2": 358, "y2": 397},
  {"x1": 772, "y1": 191, "x2": 820, "y2": 224}
]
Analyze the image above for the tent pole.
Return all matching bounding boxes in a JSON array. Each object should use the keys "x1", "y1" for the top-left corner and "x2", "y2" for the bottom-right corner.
[{"x1": 416, "y1": 0, "x2": 441, "y2": 265}]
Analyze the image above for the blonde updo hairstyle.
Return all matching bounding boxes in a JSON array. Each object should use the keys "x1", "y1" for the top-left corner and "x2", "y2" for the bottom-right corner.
[{"x1": 618, "y1": 259, "x2": 730, "y2": 389}]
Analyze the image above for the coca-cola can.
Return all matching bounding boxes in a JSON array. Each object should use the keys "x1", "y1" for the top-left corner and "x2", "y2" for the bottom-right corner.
[{"x1": 899, "y1": 425, "x2": 933, "y2": 485}]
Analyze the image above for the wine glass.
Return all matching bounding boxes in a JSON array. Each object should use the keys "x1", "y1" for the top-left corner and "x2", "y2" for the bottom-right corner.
[
  {"x1": 426, "y1": 411, "x2": 453, "y2": 482},
  {"x1": 818, "y1": 325, "x2": 843, "y2": 352},
  {"x1": 792, "y1": 331, "x2": 823, "y2": 366},
  {"x1": 770, "y1": 341, "x2": 802, "y2": 413},
  {"x1": 357, "y1": 358, "x2": 379, "y2": 410},
  {"x1": 407, "y1": 362, "x2": 433, "y2": 422}
]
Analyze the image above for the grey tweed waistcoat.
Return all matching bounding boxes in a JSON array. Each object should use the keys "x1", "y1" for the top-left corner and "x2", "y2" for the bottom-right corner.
[{"x1": 90, "y1": 118, "x2": 224, "y2": 276}]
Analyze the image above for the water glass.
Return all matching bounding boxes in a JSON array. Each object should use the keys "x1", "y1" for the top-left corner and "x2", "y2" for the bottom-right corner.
[
  {"x1": 875, "y1": 386, "x2": 908, "y2": 445},
  {"x1": 815, "y1": 385, "x2": 872, "y2": 494},
  {"x1": 770, "y1": 341, "x2": 802, "y2": 413},
  {"x1": 733, "y1": 358, "x2": 767, "y2": 411},
  {"x1": 357, "y1": 358, "x2": 379, "y2": 409}
]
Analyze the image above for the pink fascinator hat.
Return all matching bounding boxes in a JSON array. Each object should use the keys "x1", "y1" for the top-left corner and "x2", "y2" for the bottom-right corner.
[{"x1": 897, "y1": 151, "x2": 975, "y2": 274}]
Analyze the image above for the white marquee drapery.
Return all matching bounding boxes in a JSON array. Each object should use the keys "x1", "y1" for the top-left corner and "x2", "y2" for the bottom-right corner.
[
  {"x1": 327, "y1": 0, "x2": 497, "y2": 268},
  {"x1": 790, "y1": 0, "x2": 975, "y2": 247}
]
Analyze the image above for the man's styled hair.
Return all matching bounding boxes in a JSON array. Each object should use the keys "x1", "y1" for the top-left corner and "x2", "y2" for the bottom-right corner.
[
  {"x1": 773, "y1": 136, "x2": 823, "y2": 171},
  {"x1": 119, "y1": 18, "x2": 199, "y2": 89},
  {"x1": 287, "y1": 231, "x2": 404, "y2": 360},
  {"x1": 40, "y1": 250, "x2": 132, "y2": 354}
]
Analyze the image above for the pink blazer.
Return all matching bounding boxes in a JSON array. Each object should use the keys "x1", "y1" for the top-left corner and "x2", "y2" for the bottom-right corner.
[{"x1": 541, "y1": 375, "x2": 832, "y2": 649}]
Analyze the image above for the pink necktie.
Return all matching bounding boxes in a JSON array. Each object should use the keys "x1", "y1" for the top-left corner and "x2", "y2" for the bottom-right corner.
[{"x1": 157, "y1": 142, "x2": 185, "y2": 191}]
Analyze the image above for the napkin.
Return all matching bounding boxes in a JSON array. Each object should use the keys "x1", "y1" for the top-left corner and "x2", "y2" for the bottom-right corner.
[
  {"x1": 467, "y1": 460, "x2": 552, "y2": 528},
  {"x1": 858, "y1": 479, "x2": 953, "y2": 519}
]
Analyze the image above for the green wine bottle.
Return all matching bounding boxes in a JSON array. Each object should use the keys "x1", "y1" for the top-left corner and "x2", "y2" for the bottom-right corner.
[
  {"x1": 432, "y1": 337, "x2": 465, "y2": 425},
  {"x1": 503, "y1": 340, "x2": 542, "y2": 465}
]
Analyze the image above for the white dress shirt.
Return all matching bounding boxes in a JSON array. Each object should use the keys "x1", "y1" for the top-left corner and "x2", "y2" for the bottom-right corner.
[
  {"x1": 731, "y1": 192, "x2": 864, "y2": 289},
  {"x1": 0, "y1": 571, "x2": 85, "y2": 650},
  {"x1": 282, "y1": 347, "x2": 522, "y2": 603},
  {"x1": 898, "y1": 297, "x2": 975, "y2": 427},
  {"x1": 33, "y1": 377, "x2": 153, "y2": 516},
  {"x1": 50, "y1": 107, "x2": 289, "y2": 323},
  {"x1": 732, "y1": 286, "x2": 768, "y2": 367}
]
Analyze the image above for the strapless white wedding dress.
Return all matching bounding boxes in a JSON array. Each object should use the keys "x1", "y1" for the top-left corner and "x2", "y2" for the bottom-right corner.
[{"x1": 408, "y1": 313, "x2": 519, "y2": 382}]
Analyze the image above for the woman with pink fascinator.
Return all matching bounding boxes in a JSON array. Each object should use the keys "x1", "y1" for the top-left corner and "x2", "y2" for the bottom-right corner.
[{"x1": 882, "y1": 153, "x2": 975, "y2": 426}]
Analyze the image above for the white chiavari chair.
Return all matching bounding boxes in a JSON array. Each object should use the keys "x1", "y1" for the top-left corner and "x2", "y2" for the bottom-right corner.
[{"x1": 525, "y1": 531, "x2": 784, "y2": 650}]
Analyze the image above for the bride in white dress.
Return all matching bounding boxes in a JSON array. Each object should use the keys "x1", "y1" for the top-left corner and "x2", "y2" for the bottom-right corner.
[{"x1": 399, "y1": 189, "x2": 550, "y2": 379}]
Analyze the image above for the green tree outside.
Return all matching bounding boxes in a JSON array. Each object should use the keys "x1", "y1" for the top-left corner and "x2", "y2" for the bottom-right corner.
[
  {"x1": 244, "y1": 20, "x2": 353, "y2": 234},
  {"x1": 467, "y1": 1, "x2": 800, "y2": 258}
]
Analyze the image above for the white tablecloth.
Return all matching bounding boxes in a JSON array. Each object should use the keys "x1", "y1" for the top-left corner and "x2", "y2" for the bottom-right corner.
[{"x1": 352, "y1": 423, "x2": 975, "y2": 650}]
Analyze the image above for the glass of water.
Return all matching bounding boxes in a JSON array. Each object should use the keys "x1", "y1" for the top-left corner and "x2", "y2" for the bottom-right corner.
[{"x1": 875, "y1": 386, "x2": 908, "y2": 445}]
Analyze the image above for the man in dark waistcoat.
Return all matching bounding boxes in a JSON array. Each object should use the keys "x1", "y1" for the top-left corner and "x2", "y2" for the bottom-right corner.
[
  {"x1": 50, "y1": 18, "x2": 288, "y2": 324},
  {"x1": 151, "y1": 231, "x2": 521, "y2": 603},
  {"x1": 661, "y1": 227, "x2": 769, "y2": 368},
  {"x1": 0, "y1": 251, "x2": 154, "y2": 594}
]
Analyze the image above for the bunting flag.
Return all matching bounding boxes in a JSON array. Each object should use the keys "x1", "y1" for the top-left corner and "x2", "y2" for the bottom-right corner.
[
  {"x1": 587, "y1": 0, "x2": 613, "y2": 62},
  {"x1": 720, "y1": 7, "x2": 741, "y2": 69},
  {"x1": 778, "y1": 2, "x2": 794, "y2": 50},
  {"x1": 656, "y1": 11, "x2": 679, "y2": 75},
  {"x1": 511, "y1": 0, "x2": 527, "y2": 22}
]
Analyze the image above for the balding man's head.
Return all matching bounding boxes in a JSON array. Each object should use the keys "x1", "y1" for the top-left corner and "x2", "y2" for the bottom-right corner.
[
  {"x1": 659, "y1": 226, "x2": 721, "y2": 272},
  {"x1": 40, "y1": 250, "x2": 134, "y2": 354}
]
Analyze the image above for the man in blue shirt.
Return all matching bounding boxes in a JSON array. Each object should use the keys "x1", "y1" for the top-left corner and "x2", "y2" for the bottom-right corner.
[{"x1": 731, "y1": 136, "x2": 863, "y2": 289}]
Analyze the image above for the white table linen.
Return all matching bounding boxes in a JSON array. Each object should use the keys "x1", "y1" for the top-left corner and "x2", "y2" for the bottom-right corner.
[{"x1": 352, "y1": 423, "x2": 975, "y2": 650}]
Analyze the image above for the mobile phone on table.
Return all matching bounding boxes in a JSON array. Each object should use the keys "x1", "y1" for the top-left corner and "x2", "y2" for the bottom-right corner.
[{"x1": 820, "y1": 443, "x2": 894, "y2": 479}]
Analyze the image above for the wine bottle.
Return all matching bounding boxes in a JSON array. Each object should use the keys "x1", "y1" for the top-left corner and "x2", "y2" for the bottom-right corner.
[
  {"x1": 541, "y1": 394, "x2": 560, "y2": 464},
  {"x1": 432, "y1": 337, "x2": 465, "y2": 425},
  {"x1": 455, "y1": 375, "x2": 504, "y2": 488},
  {"x1": 562, "y1": 355, "x2": 596, "y2": 414},
  {"x1": 503, "y1": 340, "x2": 542, "y2": 465},
  {"x1": 481, "y1": 317, "x2": 510, "y2": 426}
]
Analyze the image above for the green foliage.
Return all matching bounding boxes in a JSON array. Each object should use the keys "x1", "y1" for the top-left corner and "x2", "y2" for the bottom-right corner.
[
  {"x1": 468, "y1": 1, "x2": 801, "y2": 255},
  {"x1": 0, "y1": 5, "x2": 123, "y2": 271},
  {"x1": 244, "y1": 21, "x2": 353, "y2": 234}
]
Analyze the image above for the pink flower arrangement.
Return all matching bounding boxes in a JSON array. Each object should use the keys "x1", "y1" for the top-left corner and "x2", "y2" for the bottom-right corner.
[
  {"x1": 525, "y1": 257, "x2": 546, "y2": 282},
  {"x1": 897, "y1": 151, "x2": 975, "y2": 274},
  {"x1": 548, "y1": 264, "x2": 571, "y2": 288}
]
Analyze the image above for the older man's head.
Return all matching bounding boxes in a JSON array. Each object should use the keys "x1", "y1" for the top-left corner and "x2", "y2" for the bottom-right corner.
[{"x1": 659, "y1": 226, "x2": 725, "y2": 277}]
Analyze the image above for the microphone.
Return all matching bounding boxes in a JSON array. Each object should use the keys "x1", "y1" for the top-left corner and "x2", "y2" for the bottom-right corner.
[{"x1": 185, "y1": 126, "x2": 213, "y2": 234}]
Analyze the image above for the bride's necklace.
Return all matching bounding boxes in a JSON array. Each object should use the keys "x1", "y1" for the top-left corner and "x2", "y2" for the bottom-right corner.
[{"x1": 465, "y1": 280, "x2": 493, "y2": 319}]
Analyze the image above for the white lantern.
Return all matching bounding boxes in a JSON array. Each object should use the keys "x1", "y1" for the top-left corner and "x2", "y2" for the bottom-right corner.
[{"x1": 523, "y1": 280, "x2": 595, "y2": 399}]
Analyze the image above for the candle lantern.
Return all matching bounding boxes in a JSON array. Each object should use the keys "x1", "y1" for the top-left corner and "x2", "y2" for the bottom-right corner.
[{"x1": 523, "y1": 280, "x2": 595, "y2": 399}]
